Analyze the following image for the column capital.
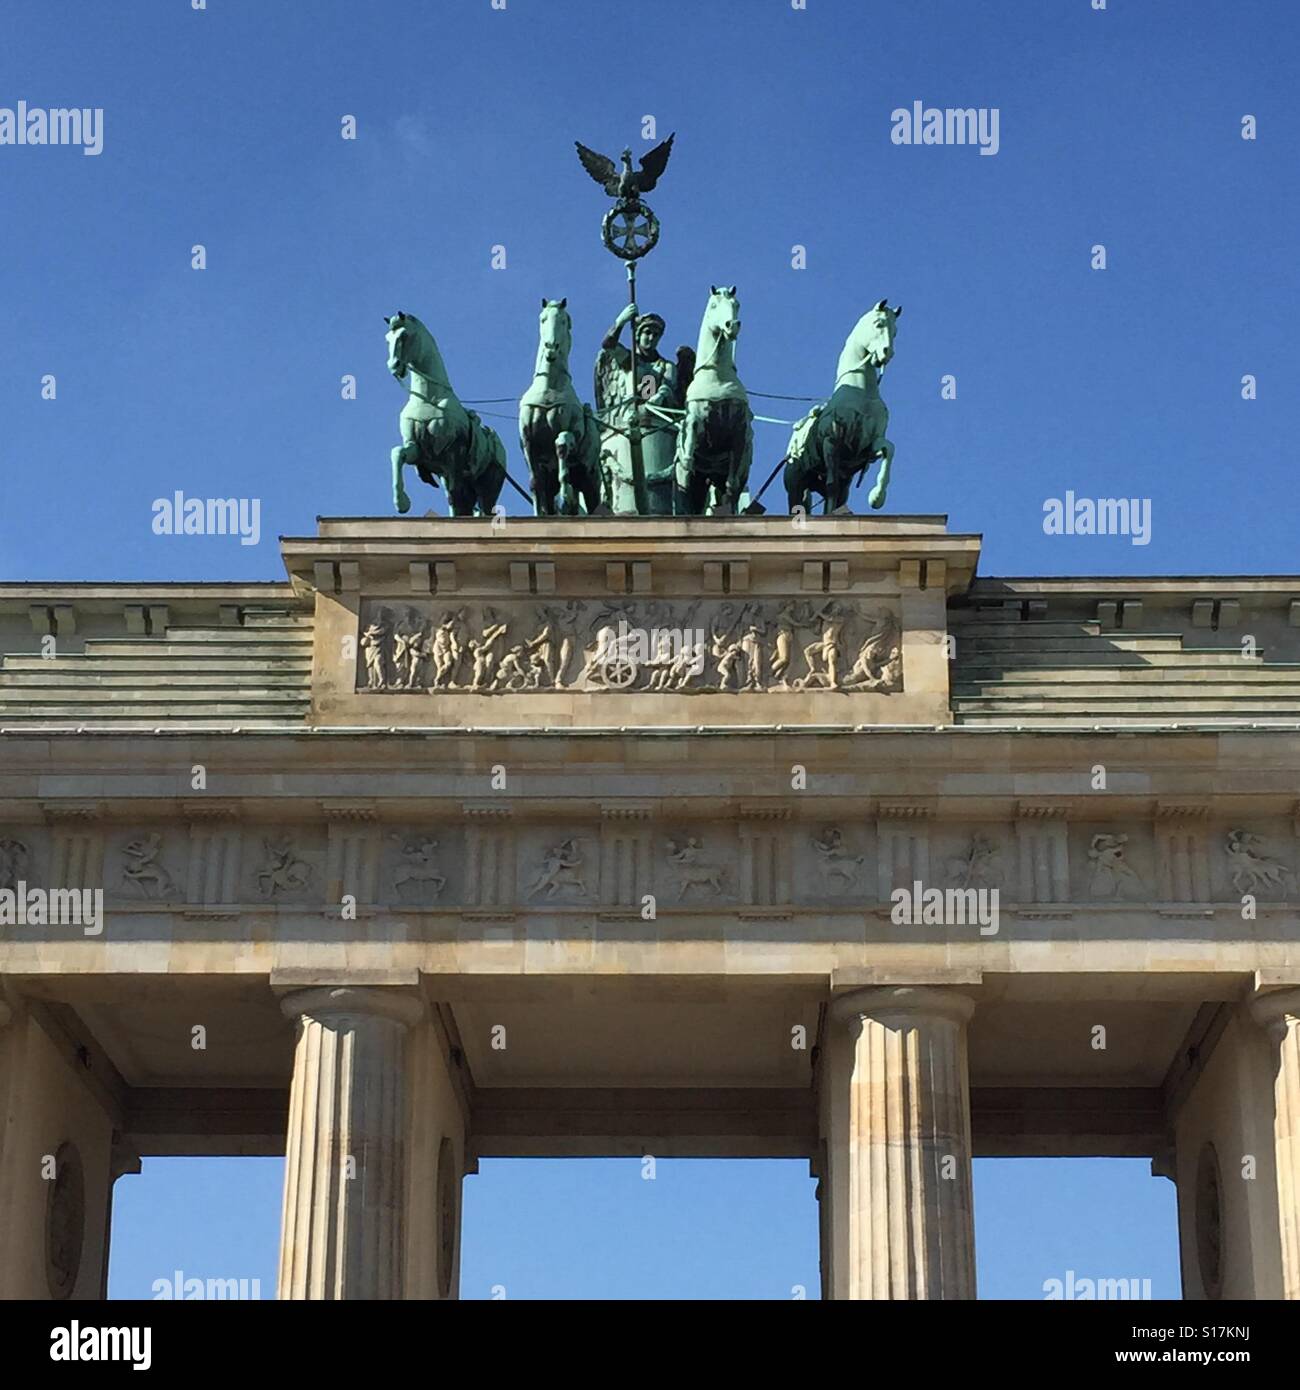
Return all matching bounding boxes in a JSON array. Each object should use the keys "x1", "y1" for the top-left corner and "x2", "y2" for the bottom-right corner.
[
  {"x1": 1249, "y1": 986, "x2": 1300, "y2": 1041},
  {"x1": 832, "y1": 985, "x2": 976, "y2": 1028},
  {"x1": 279, "y1": 985, "x2": 426, "y2": 1029}
]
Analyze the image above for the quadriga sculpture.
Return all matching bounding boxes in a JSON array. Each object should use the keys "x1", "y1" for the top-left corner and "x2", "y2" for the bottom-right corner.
[
  {"x1": 674, "y1": 286, "x2": 753, "y2": 515},
  {"x1": 519, "y1": 299, "x2": 603, "y2": 515},
  {"x1": 385, "y1": 311, "x2": 506, "y2": 516},
  {"x1": 784, "y1": 300, "x2": 901, "y2": 514}
]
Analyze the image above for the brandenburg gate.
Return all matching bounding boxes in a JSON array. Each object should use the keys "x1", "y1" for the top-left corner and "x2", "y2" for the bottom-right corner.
[{"x1": 2, "y1": 513, "x2": 1299, "y2": 1299}]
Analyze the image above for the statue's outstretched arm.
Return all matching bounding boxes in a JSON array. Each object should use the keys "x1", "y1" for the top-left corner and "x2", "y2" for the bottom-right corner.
[{"x1": 601, "y1": 302, "x2": 638, "y2": 350}]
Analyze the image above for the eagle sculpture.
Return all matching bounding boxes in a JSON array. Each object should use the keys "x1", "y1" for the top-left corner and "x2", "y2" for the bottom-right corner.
[{"x1": 575, "y1": 134, "x2": 675, "y2": 200}]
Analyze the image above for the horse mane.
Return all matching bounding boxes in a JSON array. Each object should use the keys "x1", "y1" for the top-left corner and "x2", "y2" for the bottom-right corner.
[
  {"x1": 403, "y1": 316, "x2": 450, "y2": 389},
  {"x1": 675, "y1": 345, "x2": 695, "y2": 398}
]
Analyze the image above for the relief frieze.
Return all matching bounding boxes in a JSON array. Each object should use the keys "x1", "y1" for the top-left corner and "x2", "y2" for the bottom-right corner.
[{"x1": 355, "y1": 598, "x2": 902, "y2": 696}]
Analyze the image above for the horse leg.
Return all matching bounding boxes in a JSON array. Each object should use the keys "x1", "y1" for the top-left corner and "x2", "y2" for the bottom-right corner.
[
  {"x1": 867, "y1": 439, "x2": 894, "y2": 510},
  {"x1": 446, "y1": 477, "x2": 472, "y2": 516},
  {"x1": 478, "y1": 437, "x2": 507, "y2": 518},
  {"x1": 818, "y1": 433, "x2": 838, "y2": 514},
  {"x1": 674, "y1": 407, "x2": 700, "y2": 514},
  {"x1": 392, "y1": 438, "x2": 419, "y2": 514},
  {"x1": 783, "y1": 452, "x2": 801, "y2": 514},
  {"x1": 727, "y1": 414, "x2": 754, "y2": 514},
  {"x1": 556, "y1": 432, "x2": 577, "y2": 515},
  {"x1": 522, "y1": 416, "x2": 554, "y2": 516},
  {"x1": 580, "y1": 449, "x2": 602, "y2": 514},
  {"x1": 538, "y1": 419, "x2": 559, "y2": 516}
]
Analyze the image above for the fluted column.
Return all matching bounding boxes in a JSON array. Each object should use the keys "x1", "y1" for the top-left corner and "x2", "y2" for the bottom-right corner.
[
  {"x1": 1250, "y1": 987, "x2": 1300, "y2": 1299},
  {"x1": 278, "y1": 986, "x2": 424, "y2": 1300},
  {"x1": 831, "y1": 986, "x2": 977, "y2": 1299}
]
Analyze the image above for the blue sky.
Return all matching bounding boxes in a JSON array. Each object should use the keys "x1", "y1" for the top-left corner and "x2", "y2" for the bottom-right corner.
[
  {"x1": 108, "y1": 1155, "x2": 1179, "y2": 1300},
  {"x1": 2, "y1": 0, "x2": 1297, "y2": 580},
  {"x1": 5, "y1": 0, "x2": 1291, "y2": 1296}
]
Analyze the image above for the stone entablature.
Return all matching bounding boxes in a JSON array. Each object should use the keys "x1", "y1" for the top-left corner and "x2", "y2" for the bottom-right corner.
[
  {"x1": 4, "y1": 526, "x2": 1300, "y2": 733},
  {"x1": 3, "y1": 723, "x2": 1299, "y2": 931},
  {"x1": 283, "y1": 515, "x2": 977, "y2": 729}
]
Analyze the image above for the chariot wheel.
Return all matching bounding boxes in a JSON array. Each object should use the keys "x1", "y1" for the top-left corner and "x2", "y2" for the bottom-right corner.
[
  {"x1": 602, "y1": 200, "x2": 660, "y2": 261},
  {"x1": 601, "y1": 656, "x2": 638, "y2": 689}
]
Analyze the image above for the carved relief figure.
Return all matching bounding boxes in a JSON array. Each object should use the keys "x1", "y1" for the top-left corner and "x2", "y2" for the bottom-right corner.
[
  {"x1": 256, "y1": 837, "x2": 312, "y2": 898},
  {"x1": 770, "y1": 601, "x2": 811, "y2": 687},
  {"x1": 946, "y1": 835, "x2": 1001, "y2": 890},
  {"x1": 541, "y1": 601, "x2": 582, "y2": 687},
  {"x1": 391, "y1": 836, "x2": 446, "y2": 897},
  {"x1": 429, "y1": 610, "x2": 467, "y2": 689},
  {"x1": 797, "y1": 602, "x2": 847, "y2": 691},
  {"x1": 739, "y1": 616, "x2": 766, "y2": 692},
  {"x1": 468, "y1": 610, "x2": 509, "y2": 691},
  {"x1": 811, "y1": 828, "x2": 863, "y2": 888},
  {"x1": 122, "y1": 833, "x2": 175, "y2": 899},
  {"x1": 1087, "y1": 833, "x2": 1143, "y2": 898},
  {"x1": 1225, "y1": 830, "x2": 1294, "y2": 895},
  {"x1": 0, "y1": 838, "x2": 30, "y2": 891},
  {"x1": 361, "y1": 610, "x2": 391, "y2": 690},
  {"x1": 666, "y1": 836, "x2": 724, "y2": 899},
  {"x1": 843, "y1": 610, "x2": 902, "y2": 692},
  {"x1": 526, "y1": 839, "x2": 588, "y2": 899},
  {"x1": 494, "y1": 644, "x2": 532, "y2": 692},
  {"x1": 391, "y1": 608, "x2": 429, "y2": 690}
]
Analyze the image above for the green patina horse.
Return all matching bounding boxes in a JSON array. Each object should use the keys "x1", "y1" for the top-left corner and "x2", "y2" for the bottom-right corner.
[
  {"x1": 519, "y1": 299, "x2": 603, "y2": 516},
  {"x1": 784, "y1": 300, "x2": 902, "y2": 514},
  {"x1": 385, "y1": 311, "x2": 506, "y2": 516},
  {"x1": 674, "y1": 286, "x2": 753, "y2": 515}
]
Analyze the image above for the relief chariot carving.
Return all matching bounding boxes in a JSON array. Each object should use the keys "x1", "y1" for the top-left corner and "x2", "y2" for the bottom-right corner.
[{"x1": 355, "y1": 598, "x2": 901, "y2": 696}]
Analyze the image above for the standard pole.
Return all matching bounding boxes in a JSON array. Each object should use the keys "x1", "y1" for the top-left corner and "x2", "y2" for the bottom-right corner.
[{"x1": 626, "y1": 259, "x2": 649, "y2": 513}]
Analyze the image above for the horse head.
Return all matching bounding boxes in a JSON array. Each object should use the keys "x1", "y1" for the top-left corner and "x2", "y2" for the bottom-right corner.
[
  {"x1": 384, "y1": 310, "x2": 422, "y2": 381},
  {"x1": 855, "y1": 299, "x2": 902, "y2": 369},
  {"x1": 537, "y1": 298, "x2": 572, "y2": 370},
  {"x1": 705, "y1": 285, "x2": 741, "y2": 342}
]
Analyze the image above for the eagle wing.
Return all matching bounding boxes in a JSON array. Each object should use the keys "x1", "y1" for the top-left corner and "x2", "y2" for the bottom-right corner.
[
  {"x1": 634, "y1": 133, "x2": 675, "y2": 192},
  {"x1": 575, "y1": 141, "x2": 620, "y2": 196}
]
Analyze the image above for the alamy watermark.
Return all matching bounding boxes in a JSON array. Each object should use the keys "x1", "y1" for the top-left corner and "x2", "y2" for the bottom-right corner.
[
  {"x1": 50, "y1": 1322, "x2": 150, "y2": 1370},
  {"x1": 1, "y1": 102, "x2": 103, "y2": 156},
  {"x1": 891, "y1": 102, "x2": 1000, "y2": 156},
  {"x1": 1043, "y1": 1269, "x2": 1153, "y2": 1300},
  {"x1": 152, "y1": 492, "x2": 261, "y2": 546},
  {"x1": 0, "y1": 882, "x2": 102, "y2": 936},
  {"x1": 890, "y1": 880, "x2": 1000, "y2": 936},
  {"x1": 1043, "y1": 492, "x2": 1151, "y2": 546},
  {"x1": 152, "y1": 1269, "x2": 262, "y2": 1300},
  {"x1": 588, "y1": 620, "x2": 706, "y2": 688}
]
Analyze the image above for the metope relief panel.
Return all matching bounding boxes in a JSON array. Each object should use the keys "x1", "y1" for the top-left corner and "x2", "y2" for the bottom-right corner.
[
  {"x1": 519, "y1": 831, "x2": 595, "y2": 904},
  {"x1": 0, "y1": 833, "x2": 40, "y2": 893},
  {"x1": 1215, "y1": 823, "x2": 1296, "y2": 902},
  {"x1": 355, "y1": 598, "x2": 901, "y2": 696},
  {"x1": 797, "y1": 826, "x2": 871, "y2": 905},
  {"x1": 109, "y1": 830, "x2": 180, "y2": 903},
  {"x1": 246, "y1": 832, "x2": 322, "y2": 905},
  {"x1": 936, "y1": 831, "x2": 1006, "y2": 894},
  {"x1": 656, "y1": 830, "x2": 736, "y2": 904},
  {"x1": 383, "y1": 828, "x2": 465, "y2": 908},
  {"x1": 1070, "y1": 825, "x2": 1153, "y2": 903}
]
